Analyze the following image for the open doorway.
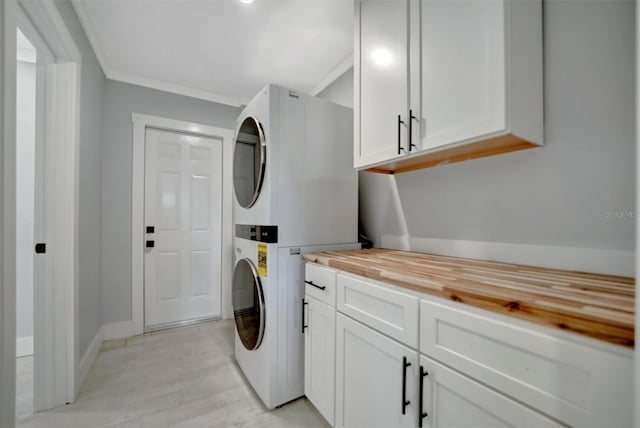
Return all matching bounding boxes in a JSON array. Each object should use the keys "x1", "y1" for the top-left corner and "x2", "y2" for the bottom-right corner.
[{"x1": 15, "y1": 27, "x2": 36, "y2": 424}]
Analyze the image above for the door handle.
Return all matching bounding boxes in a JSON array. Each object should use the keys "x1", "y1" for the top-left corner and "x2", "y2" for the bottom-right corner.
[
  {"x1": 301, "y1": 298, "x2": 308, "y2": 334},
  {"x1": 419, "y1": 365, "x2": 429, "y2": 427},
  {"x1": 146, "y1": 240, "x2": 154, "y2": 248},
  {"x1": 304, "y1": 280, "x2": 326, "y2": 290},
  {"x1": 409, "y1": 109, "x2": 417, "y2": 152},
  {"x1": 402, "y1": 356, "x2": 411, "y2": 415},
  {"x1": 397, "y1": 115, "x2": 406, "y2": 155}
]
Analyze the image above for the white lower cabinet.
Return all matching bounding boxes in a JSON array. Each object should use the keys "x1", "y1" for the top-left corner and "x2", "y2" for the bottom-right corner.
[
  {"x1": 335, "y1": 313, "x2": 418, "y2": 428},
  {"x1": 304, "y1": 296, "x2": 336, "y2": 425},
  {"x1": 418, "y1": 355, "x2": 560, "y2": 428},
  {"x1": 304, "y1": 263, "x2": 631, "y2": 427}
]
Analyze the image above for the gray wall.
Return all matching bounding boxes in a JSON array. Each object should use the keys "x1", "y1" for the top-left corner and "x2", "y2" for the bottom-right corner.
[
  {"x1": 53, "y1": 0, "x2": 107, "y2": 362},
  {"x1": 101, "y1": 80, "x2": 240, "y2": 324},
  {"x1": 16, "y1": 60, "x2": 35, "y2": 341},
  {"x1": 321, "y1": 0, "x2": 636, "y2": 253},
  {"x1": 317, "y1": 68, "x2": 354, "y2": 109}
]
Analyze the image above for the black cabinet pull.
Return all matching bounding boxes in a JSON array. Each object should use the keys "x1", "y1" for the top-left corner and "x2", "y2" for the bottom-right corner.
[
  {"x1": 146, "y1": 225, "x2": 155, "y2": 234},
  {"x1": 419, "y1": 365, "x2": 429, "y2": 427},
  {"x1": 304, "y1": 280, "x2": 326, "y2": 290},
  {"x1": 34, "y1": 243, "x2": 46, "y2": 254},
  {"x1": 409, "y1": 109, "x2": 417, "y2": 152},
  {"x1": 301, "y1": 298, "x2": 308, "y2": 334},
  {"x1": 397, "y1": 115, "x2": 406, "y2": 155},
  {"x1": 146, "y1": 240, "x2": 154, "y2": 248},
  {"x1": 402, "y1": 356, "x2": 411, "y2": 415}
]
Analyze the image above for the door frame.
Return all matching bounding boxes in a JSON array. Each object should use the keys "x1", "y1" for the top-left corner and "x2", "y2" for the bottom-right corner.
[
  {"x1": 131, "y1": 113, "x2": 234, "y2": 336},
  {"x1": 1, "y1": 2, "x2": 18, "y2": 426},
  {"x1": 2, "y1": 0, "x2": 81, "y2": 423}
]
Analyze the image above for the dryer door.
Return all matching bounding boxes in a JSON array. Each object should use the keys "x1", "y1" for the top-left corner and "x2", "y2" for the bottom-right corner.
[
  {"x1": 232, "y1": 258, "x2": 265, "y2": 350},
  {"x1": 233, "y1": 116, "x2": 266, "y2": 208}
]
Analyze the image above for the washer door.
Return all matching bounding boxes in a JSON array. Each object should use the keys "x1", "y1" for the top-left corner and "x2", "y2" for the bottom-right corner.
[
  {"x1": 233, "y1": 116, "x2": 266, "y2": 209},
  {"x1": 232, "y1": 258, "x2": 265, "y2": 350}
]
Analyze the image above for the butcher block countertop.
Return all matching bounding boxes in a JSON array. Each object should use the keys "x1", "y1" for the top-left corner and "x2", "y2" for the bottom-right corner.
[{"x1": 303, "y1": 248, "x2": 635, "y2": 348}]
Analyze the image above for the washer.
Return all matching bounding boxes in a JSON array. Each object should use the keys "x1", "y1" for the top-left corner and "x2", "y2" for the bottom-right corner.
[
  {"x1": 232, "y1": 226, "x2": 359, "y2": 409},
  {"x1": 232, "y1": 227, "x2": 276, "y2": 407}
]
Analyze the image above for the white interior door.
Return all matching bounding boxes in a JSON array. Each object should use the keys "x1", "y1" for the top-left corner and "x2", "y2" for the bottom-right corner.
[{"x1": 144, "y1": 128, "x2": 223, "y2": 328}]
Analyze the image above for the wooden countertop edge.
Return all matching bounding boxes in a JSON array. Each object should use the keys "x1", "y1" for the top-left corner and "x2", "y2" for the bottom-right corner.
[{"x1": 303, "y1": 254, "x2": 635, "y2": 349}]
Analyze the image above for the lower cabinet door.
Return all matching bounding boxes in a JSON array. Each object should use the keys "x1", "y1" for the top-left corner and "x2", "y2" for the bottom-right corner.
[
  {"x1": 304, "y1": 296, "x2": 336, "y2": 425},
  {"x1": 336, "y1": 313, "x2": 418, "y2": 428},
  {"x1": 419, "y1": 355, "x2": 561, "y2": 428}
]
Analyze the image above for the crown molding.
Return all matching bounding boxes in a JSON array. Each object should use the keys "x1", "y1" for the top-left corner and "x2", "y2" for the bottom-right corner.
[
  {"x1": 308, "y1": 53, "x2": 354, "y2": 96},
  {"x1": 70, "y1": 0, "x2": 244, "y2": 107},
  {"x1": 106, "y1": 69, "x2": 243, "y2": 107}
]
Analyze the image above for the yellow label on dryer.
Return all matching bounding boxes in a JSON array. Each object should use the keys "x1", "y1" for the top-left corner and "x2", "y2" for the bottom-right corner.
[{"x1": 258, "y1": 243, "x2": 267, "y2": 276}]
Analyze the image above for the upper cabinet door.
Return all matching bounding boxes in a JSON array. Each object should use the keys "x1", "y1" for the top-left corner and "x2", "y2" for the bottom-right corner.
[
  {"x1": 355, "y1": 0, "x2": 409, "y2": 168},
  {"x1": 413, "y1": 0, "x2": 506, "y2": 152}
]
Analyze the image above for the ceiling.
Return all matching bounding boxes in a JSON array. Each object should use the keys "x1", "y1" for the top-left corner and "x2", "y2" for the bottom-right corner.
[{"x1": 72, "y1": 0, "x2": 354, "y2": 106}]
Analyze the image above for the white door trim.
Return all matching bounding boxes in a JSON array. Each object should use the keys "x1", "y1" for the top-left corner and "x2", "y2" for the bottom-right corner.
[
  {"x1": 131, "y1": 113, "x2": 234, "y2": 336},
  {"x1": 1, "y1": 2, "x2": 18, "y2": 426},
  {"x1": 20, "y1": 0, "x2": 81, "y2": 411}
]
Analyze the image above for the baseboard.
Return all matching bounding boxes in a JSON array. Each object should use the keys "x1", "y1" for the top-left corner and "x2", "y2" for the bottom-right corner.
[
  {"x1": 16, "y1": 336, "x2": 33, "y2": 357},
  {"x1": 380, "y1": 235, "x2": 634, "y2": 277},
  {"x1": 76, "y1": 327, "x2": 103, "y2": 392},
  {"x1": 103, "y1": 320, "x2": 136, "y2": 340}
]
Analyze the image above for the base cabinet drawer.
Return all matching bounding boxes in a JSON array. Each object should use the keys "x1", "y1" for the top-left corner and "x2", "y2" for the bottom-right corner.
[
  {"x1": 304, "y1": 296, "x2": 336, "y2": 426},
  {"x1": 419, "y1": 355, "x2": 560, "y2": 428},
  {"x1": 337, "y1": 273, "x2": 418, "y2": 348},
  {"x1": 305, "y1": 263, "x2": 337, "y2": 307},
  {"x1": 336, "y1": 313, "x2": 418, "y2": 428},
  {"x1": 420, "y1": 299, "x2": 634, "y2": 427}
]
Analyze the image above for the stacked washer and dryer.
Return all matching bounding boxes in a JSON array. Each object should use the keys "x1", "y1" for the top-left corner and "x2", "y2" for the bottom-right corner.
[{"x1": 231, "y1": 84, "x2": 358, "y2": 409}]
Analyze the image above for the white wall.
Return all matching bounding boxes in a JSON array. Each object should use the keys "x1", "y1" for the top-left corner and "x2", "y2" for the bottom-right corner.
[
  {"x1": 15, "y1": 59, "x2": 35, "y2": 347},
  {"x1": 101, "y1": 80, "x2": 240, "y2": 325},
  {"x1": 320, "y1": 0, "x2": 636, "y2": 273}
]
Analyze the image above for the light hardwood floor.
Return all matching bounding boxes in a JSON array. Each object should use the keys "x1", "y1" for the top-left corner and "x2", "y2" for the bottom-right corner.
[
  {"x1": 19, "y1": 320, "x2": 328, "y2": 428},
  {"x1": 16, "y1": 355, "x2": 34, "y2": 424}
]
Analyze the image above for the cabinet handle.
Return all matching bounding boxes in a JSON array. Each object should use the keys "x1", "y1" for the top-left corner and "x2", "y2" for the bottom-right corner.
[
  {"x1": 301, "y1": 298, "x2": 308, "y2": 334},
  {"x1": 304, "y1": 280, "x2": 326, "y2": 291},
  {"x1": 402, "y1": 356, "x2": 411, "y2": 415},
  {"x1": 409, "y1": 109, "x2": 417, "y2": 152},
  {"x1": 419, "y1": 365, "x2": 429, "y2": 427},
  {"x1": 397, "y1": 115, "x2": 406, "y2": 155}
]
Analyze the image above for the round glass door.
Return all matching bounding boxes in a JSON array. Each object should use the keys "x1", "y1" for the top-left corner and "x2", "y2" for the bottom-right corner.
[
  {"x1": 232, "y1": 258, "x2": 265, "y2": 350},
  {"x1": 233, "y1": 116, "x2": 266, "y2": 208}
]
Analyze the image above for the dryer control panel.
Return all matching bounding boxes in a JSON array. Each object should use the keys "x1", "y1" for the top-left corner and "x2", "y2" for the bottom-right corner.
[{"x1": 235, "y1": 224, "x2": 278, "y2": 243}]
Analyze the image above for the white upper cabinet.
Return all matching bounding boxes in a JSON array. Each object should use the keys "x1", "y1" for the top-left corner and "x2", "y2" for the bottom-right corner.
[
  {"x1": 355, "y1": 0, "x2": 543, "y2": 174},
  {"x1": 354, "y1": 0, "x2": 409, "y2": 168}
]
